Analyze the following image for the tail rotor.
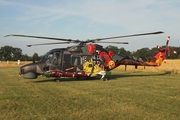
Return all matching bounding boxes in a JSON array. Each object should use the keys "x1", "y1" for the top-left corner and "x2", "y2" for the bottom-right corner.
[{"x1": 156, "y1": 36, "x2": 178, "y2": 63}]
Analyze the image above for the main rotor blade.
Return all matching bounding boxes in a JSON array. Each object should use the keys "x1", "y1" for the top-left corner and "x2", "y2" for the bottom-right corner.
[
  {"x1": 89, "y1": 31, "x2": 164, "y2": 41},
  {"x1": 27, "y1": 42, "x2": 70, "y2": 47},
  {"x1": 5, "y1": 31, "x2": 163, "y2": 45},
  {"x1": 98, "y1": 42, "x2": 129, "y2": 44},
  {"x1": 5, "y1": 34, "x2": 80, "y2": 42}
]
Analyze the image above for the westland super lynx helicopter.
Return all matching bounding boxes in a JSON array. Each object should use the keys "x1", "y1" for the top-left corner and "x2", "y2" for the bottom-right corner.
[{"x1": 6, "y1": 31, "x2": 178, "y2": 81}]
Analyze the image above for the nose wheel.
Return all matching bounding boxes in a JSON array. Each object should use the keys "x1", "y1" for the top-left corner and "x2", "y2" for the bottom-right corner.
[
  {"x1": 101, "y1": 77, "x2": 108, "y2": 81},
  {"x1": 100, "y1": 75, "x2": 108, "y2": 81},
  {"x1": 97, "y1": 71, "x2": 108, "y2": 81}
]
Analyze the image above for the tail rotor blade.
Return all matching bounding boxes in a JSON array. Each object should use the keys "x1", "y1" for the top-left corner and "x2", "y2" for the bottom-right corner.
[
  {"x1": 165, "y1": 36, "x2": 170, "y2": 56},
  {"x1": 172, "y1": 50, "x2": 179, "y2": 55},
  {"x1": 166, "y1": 36, "x2": 170, "y2": 47}
]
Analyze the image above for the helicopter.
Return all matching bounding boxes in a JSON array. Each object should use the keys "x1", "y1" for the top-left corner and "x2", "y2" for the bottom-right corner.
[{"x1": 5, "y1": 31, "x2": 165, "y2": 81}]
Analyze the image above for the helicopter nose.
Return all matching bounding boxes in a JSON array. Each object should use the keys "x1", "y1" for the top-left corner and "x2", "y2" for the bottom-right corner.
[
  {"x1": 19, "y1": 65, "x2": 38, "y2": 79},
  {"x1": 19, "y1": 68, "x2": 24, "y2": 75},
  {"x1": 19, "y1": 67, "x2": 25, "y2": 79},
  {"x1": 19, "y1": 68, "x2": 24, "y2": 74}
]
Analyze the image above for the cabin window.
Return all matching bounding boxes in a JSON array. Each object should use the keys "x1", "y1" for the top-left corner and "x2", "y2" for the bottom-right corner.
[{"x1": 71, "y1": 56, "x2": 81, "y2": 66}]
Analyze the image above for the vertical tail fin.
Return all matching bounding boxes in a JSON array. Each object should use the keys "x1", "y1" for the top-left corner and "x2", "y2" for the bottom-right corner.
[
  {"x1": 147, "y1": 36, "x2": 178, "y2": 66},
  {"x1": 146, "y1": 36, "x2": 170, "y2": 66}
]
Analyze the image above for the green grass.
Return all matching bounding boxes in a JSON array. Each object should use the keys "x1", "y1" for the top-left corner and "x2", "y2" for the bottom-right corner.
[{"x1": 0, "y1": 67, "x2": 180, "y2": 120}]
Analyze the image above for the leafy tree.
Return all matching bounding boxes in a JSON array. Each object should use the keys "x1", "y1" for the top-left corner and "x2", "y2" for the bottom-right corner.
[
  {"x1": 118, "y1": 48, "x2": 131, "y2": 56},
  {"x1": 12, "y1": 47, "x2": 22, "y2": 61},
  {"x1": 21, "y1": 54, "x2": 31, "y2": 61},
  {"x1": 0, "y1": 46, "x2": 23, "y2": 61},
  {"x1": 132, "y1": 47, "x2": 151, "y2": 58},
  {"x1": 105, "y1": 45, "x2": 131, "y2": 56},
  {"x1": 0, "y1": 46, "x2": 14, "y2": 60},
  {"x1": 105, "y1": 45, "x2": 119, "y2": 54},
  {"x1": 32, "y1": 53, "x2": 39, "y2": 61},
  {"x1": 0, "y1": 48, "x2": 3, "y2": 60}
]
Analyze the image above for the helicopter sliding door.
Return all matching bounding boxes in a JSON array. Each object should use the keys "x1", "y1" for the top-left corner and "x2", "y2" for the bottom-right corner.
[
  {"x1": 62, "y1": 52, "x2": 82, "y2": 72},
  {"x1": 62, "y1": 53, "x2": 72, "y2": 72}
]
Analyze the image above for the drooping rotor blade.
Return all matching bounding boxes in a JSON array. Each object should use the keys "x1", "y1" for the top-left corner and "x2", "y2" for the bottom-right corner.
[
  {"x1": 5, "y1": 34, "x2": 81, "y2": 43},
  {"x1": 97, "y1": 42, "x2": 129, "y2": 44},
  {"x1": 27, "y1": 42, "x2": 70, "y2": 47},
  {"x1": 88, "y1": 31, "x2": 164, "y2": 42}
]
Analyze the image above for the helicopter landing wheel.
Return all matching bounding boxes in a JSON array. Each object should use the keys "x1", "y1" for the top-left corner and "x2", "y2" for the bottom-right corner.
[
  {"x1": 54, "y1": 77, "x2": 61, "y2": 82},
  {"x1": 102, "y1": 77, "x2": 108, "y2": 81}
]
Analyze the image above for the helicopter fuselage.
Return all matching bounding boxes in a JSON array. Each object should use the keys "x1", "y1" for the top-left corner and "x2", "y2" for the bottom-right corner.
[{"x1": 19, "y1": 44, "x2": 125, "y2": 80}]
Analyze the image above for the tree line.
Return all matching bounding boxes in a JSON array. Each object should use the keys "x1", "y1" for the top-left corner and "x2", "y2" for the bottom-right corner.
[
  {"x1": 105, "y1": 45, "x2": 180, "y2": 59},
  {"x1": 0, "y1": 45, "x2": 42, "y2": 61},
  {"x1": 0, "y1": 45, "x2": 180, "y2": 61}
]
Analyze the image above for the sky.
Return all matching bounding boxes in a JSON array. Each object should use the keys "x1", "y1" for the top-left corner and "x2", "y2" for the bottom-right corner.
[{"x1": 1, "y1": 0, "x2": 180, "y2": 56}]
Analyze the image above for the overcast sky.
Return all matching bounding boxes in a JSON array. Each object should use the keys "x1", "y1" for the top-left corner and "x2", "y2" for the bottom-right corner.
[{"x1": 1, "y1": 0, "x2": 180, "y2": 56}]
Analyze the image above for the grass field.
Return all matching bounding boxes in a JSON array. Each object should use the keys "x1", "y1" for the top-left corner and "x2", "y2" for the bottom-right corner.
[{"x1": 0, "y1": 64, "x2": 180, "y2": 119}]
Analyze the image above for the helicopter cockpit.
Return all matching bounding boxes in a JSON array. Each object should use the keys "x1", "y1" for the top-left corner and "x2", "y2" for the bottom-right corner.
[
  {"x1": 40, "y1": 51, "x2": 52, "y2": 61},
  {"x1": 40, "y1": 50, "x2": 62, "y2": 66}
]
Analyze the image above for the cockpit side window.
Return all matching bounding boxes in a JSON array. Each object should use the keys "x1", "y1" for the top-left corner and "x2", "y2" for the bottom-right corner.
[
  {"x1": 44, "y1": 53, "x2": 53, "y2": 63},
  {"x1": 41, "y1": 51, "x2": 62, "y2": 66},
  {"x1": 40, "y1": 52, "x2": 53, "y2": 62},
  {"x1": 52, "y1": 52, "x2": 61, "y2": 65}
]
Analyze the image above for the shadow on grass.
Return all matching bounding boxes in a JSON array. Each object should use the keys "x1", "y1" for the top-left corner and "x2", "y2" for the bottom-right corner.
[
  {"x1": 32, "y1": 76, "x2": 101, "y2": 83},
  {"x1": 109, "y1": 71, "x2": 170, "y2": 80},
  {"x1": 31, "y1": 71, "x2": 170, "y2": 83}
]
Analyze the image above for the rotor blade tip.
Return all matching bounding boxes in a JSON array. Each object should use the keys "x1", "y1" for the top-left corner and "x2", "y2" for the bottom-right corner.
[
  {"x1": 4, "y1": 35, "x2": 11, "y2": 37},
  {"x1": 156, "y1": 31, "x2": 164, "y2": 34}
]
